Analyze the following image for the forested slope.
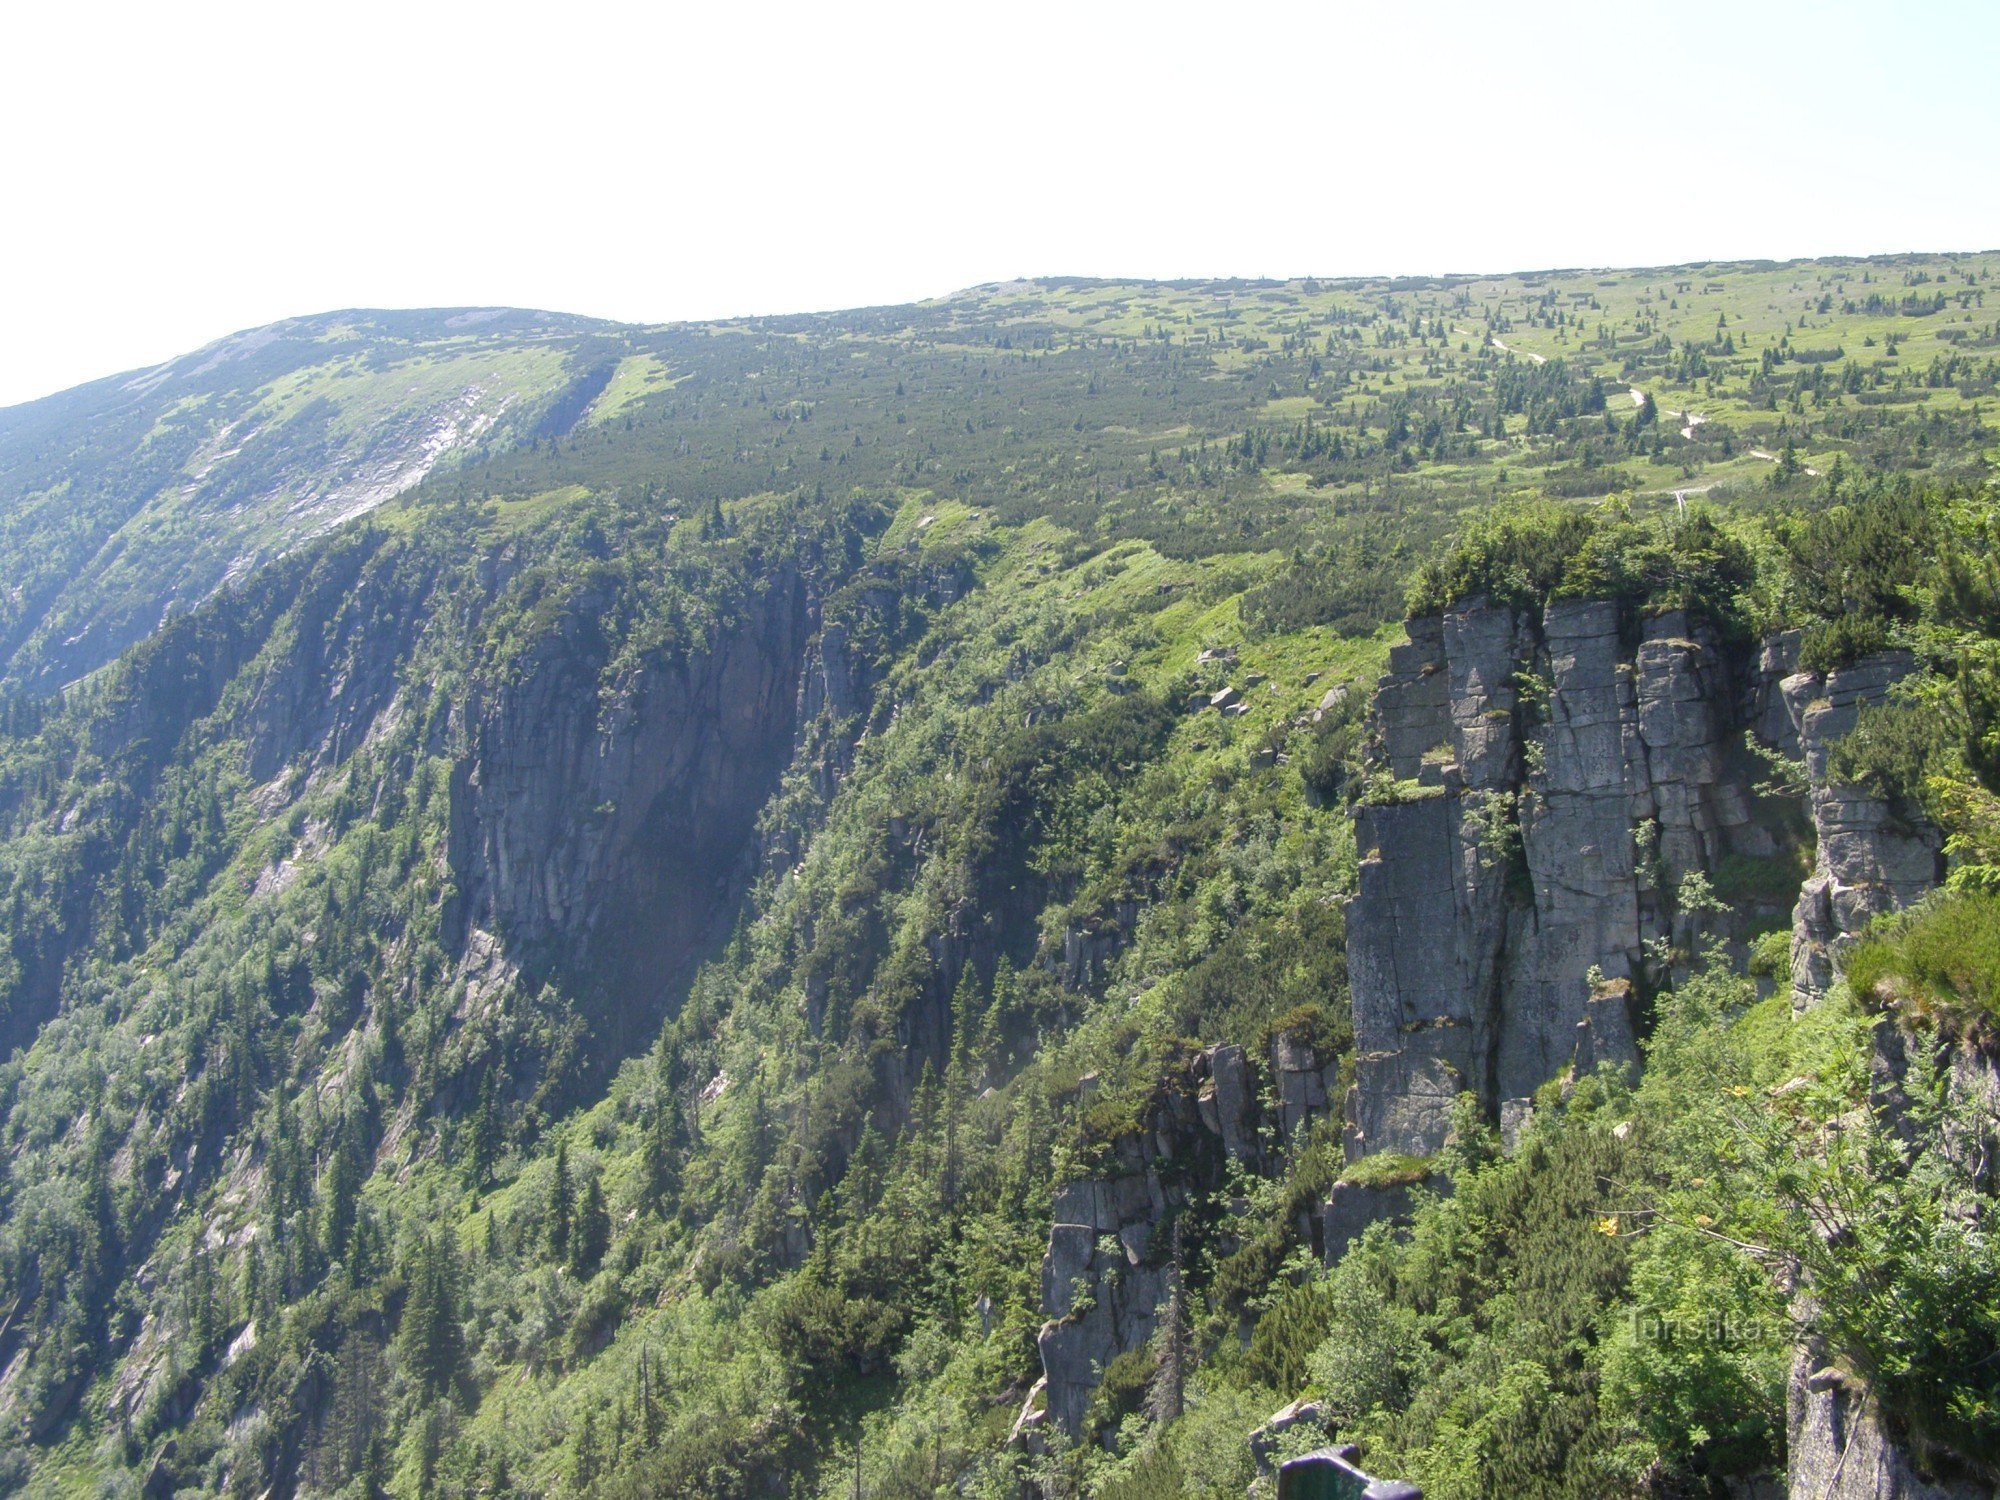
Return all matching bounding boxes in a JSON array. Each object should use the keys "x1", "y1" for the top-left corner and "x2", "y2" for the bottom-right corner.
[{"x1": 0, "y1": 255, "x2": 1996, "y2": 1499}]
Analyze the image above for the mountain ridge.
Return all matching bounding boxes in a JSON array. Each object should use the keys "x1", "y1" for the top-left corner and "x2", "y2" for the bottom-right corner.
[{"x1": 0, "y1": 250, "x2": 1996, "y2": 1498}]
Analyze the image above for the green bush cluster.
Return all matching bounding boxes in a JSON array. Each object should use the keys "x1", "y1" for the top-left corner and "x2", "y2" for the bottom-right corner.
[
  {"x1": 1404, "y1": 499, "x2": 1761, "y2": 637},
  {"x1": 1845, "y1": 891, "x2": 2000, "y2": 1032}
]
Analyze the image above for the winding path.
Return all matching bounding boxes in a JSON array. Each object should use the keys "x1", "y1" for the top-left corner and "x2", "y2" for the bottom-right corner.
[{"x1": 1489, "y1": 335, "x2": 1546, "y2": 364}]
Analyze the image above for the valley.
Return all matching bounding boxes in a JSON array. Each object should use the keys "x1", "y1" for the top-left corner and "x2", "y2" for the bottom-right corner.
[{"x1": 0, "y1": 253, "x2": 1995, "y2": 1499}]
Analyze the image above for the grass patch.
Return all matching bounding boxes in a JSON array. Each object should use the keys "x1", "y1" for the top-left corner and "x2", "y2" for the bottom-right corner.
[{"x1": 1337, "y1": 1152, "x2": 1433, "y2": 1189}]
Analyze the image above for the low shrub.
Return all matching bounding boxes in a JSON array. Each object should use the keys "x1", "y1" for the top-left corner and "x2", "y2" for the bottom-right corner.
[{"x1": 1844, "y1": 891, "x2": 2000, "y2": 1034}]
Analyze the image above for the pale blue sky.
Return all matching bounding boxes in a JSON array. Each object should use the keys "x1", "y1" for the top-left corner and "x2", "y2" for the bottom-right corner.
[{"x1": 2, "y1": 0, "x2": 1995, "y2": 406}]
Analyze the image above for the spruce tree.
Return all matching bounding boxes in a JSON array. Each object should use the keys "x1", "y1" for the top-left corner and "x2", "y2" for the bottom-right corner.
[
  {"x1": 321, "y1": 1121, "x2": 363, "y2": 1267},
  {"x1": 639, "y1": 1100, "x2": 685, "y2": 1212},
  {"x1": 398, "y1": 1232, "x2": 465, "y2": 1399},
  {"x1": 547, "y1": 1139, "x2": 573, "y2": 1263},
  {"x1": 571, "y1": 1404, "x2": 602, "y2": 1491},
  {"x1": 570, "y1": 1171, "x2": 609, "y2": 1274},
  {"x1": 467, "y1": 1068, "x2": 501, "y2": 1190}
]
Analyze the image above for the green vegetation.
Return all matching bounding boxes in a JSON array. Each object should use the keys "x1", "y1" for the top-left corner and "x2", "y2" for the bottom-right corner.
[
  {"x1": 0, "y1": 255, "x2": 1996, "y2": 1497},
  {"x1": 1405, "y1": 498, "x2": 1763, "y2": 636},
  {"x1": 1334, "y1": 1153, "x2": 1431, "y2": 1189},
  {"x1": 1846, "y1": 891, "x2": 2000, "y2": 1033}
]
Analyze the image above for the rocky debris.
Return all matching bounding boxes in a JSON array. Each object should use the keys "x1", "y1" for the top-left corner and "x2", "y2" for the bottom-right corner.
[
  {"x1": 1783, "y1": 651, "x2": 1944, "y2": 1007},
  {"x1": 1313, "y1": 683, "x2": 1350, "y2": 721},
  {"x1": 1787, "y1": 1353, "x2": 1983, "y2": 1499},
  {"x1": 1210, "y1": 685, "x2": 1242, "y2": 711}
]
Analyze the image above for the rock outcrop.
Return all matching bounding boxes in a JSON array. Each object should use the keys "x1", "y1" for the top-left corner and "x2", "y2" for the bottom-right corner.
[
  {"x1": 1035, "y1": 1032, "x2": 1344, "y2": 1435},
  {"x1": 1323, "y1": 1174, "x2": 1431, "y2": 1264},
  {"x1": 1780, "y1": 651, "x2": 1944, "y2": 1006},
  {"x1": 1248, "y1": 1396, "x2": 1327, "y2": 1473},
  {"x1": 1787, "y1": 1352, "x2": 1985, "y2": 1500},
  {"x1": 1343, "y1": 613, "x2": 1978, "y2": 1496},
  {"x1": 1037, "y1": 1180, "x2": 1171, "y2": 1435},
  {"x1": 1774, "y1": 653, "x2": 1965, "y2": 1499},
  {"x1": 1346, "y1": 598, "x2": 1776, "y2": 1162}
]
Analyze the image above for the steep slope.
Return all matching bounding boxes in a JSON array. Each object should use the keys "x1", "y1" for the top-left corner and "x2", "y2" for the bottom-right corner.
[
  {"x1": 0, "y1": 309, "x2": 610, "y2": 690},
  {"x1": 0, "y1": 258, "x2": 1996, "y2": 1500}
]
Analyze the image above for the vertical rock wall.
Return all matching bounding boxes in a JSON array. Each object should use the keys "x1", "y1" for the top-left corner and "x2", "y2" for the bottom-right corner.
[
  {"x1": 1787, "y1": 1347, "x2": 1987, "y2": 1500},
  {"x1": 1034, "y1": 1035, "x2": 1344, "y2": 1437},
  {"x1": 1346, "y1": 598, "x2": 1768, "y2": 1160},
  {"x1": 447, "y1": 568, "x2": 813, "y2": 1054}
]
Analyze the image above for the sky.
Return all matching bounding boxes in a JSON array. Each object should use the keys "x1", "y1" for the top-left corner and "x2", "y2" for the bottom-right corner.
[{"x1": 2, "y1": 0, "x2": 1996, "y2": 407}]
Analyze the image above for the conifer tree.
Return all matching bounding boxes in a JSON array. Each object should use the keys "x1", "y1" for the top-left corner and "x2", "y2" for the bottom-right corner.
[
  {"x1": 398, "y1": 1231, "x2": 465, "y2": 1400},
  {"x1": 467, "y1": 1068, "x2": 501, "y2": 1190},
  {"x1": 547, "y1": 1139, "x2": 573, "y2": 1263},
  {"x1": 321, "y1": 1120, "x2": 364, "y2": 1267},
  {"x1": 640, "y1": 1098, "x2": 686, "y2": 1212},
  {"x1": 571, "y1": 1404, "x2": 602, "y2": 1492},
  {"x1": 571, "y1": 1171, "x2": 609, "y2": 1274}
]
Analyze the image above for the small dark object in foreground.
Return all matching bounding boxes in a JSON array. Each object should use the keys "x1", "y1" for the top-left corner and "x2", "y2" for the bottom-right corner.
[{"x1": 1277, "y1": 1444, "x2": 1422, "y2": 1500}]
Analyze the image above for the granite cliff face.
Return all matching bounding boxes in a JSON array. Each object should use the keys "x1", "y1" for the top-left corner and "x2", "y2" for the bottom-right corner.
[
  {"x1": 1758, "y1": 649, "x2": 1975, "y2": 1500},
  {"x1": 1022, "y1": 596, "x2": 1978, "y2": 1485},
  {"x1": 444, "y1": 565, "x2": 813, "y2": 1058},
  {"x1": 1781, "y1": 649, "x2": 1945, "y2": 1006},
  {"x1": 1345, "y1": 597, "x2": 1781, "y2": 1162},
  {"x1": 1345, "y1": 609, "x2": 1971, "y2": 1497},
  {"x1": 0, "y1": 518, "x2": 863, "y2": 1440},
  {"x1": 1032, "y1": 1032, "x2": 1344, "y2": 1437},
  {"x1": 1787, "y1": 1352, "x2": 1987, "y2": 1500}
]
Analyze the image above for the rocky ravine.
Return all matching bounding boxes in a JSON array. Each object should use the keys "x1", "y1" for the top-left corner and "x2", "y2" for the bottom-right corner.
[{"x1": 1030, "y1": 597, "x2": 1983, "y2": 1499}]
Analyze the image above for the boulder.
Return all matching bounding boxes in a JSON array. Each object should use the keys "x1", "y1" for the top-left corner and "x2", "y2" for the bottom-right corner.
[{"x1": 1248, "y1": 1396, "x2": 1326, "y2": 1473}]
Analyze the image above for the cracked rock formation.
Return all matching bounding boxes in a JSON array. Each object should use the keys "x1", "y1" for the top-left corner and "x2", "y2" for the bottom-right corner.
[
  {"x1": 1346, "y1": 598, "x2": 1771, "y2": 1161},
  {"x1": 1781, "y1": 650, "x2": 1944, "y2": 1006}
]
